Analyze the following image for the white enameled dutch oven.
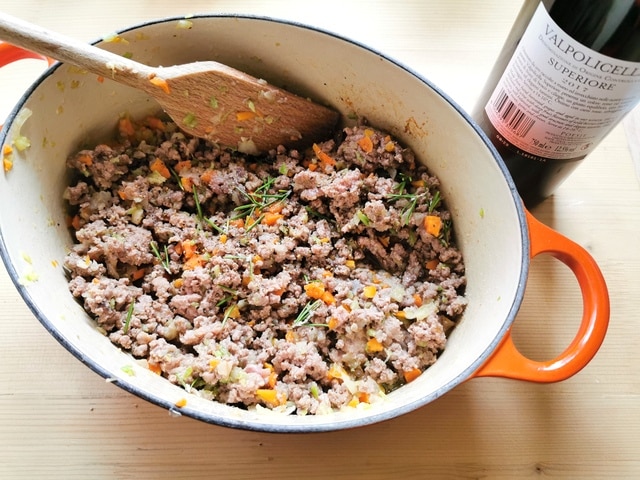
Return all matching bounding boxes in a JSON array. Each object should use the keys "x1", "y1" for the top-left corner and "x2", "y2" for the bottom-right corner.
[{"x1": 0, "y1": 15, "x2": 609, "y2": 432}]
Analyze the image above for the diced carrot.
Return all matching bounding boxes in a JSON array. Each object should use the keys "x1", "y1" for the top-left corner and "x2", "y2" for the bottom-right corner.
[
  {"x1": 357, "y1": 135, "x2": 374, "y2": 154},
  {"x1": 366, "y1": 337, "x2": 384, "y2": 353},
  {"x1": 384, "y1": 141, "x2": 395, "y2": 152},
  {"x1": 149, "y1": 76, "x2": 170, "y2": 94},
  {"x1": 236, "y1": 111, "x2": 256, "y2": 121},
  {"x1": 345, "y1": 259, "x2": 356, "y2": 269},
  {"x1": 174, "y1": 398, "x2": 187, "y2": 408},
  {"x1": 321, "y1": 290, "x2": 335, "y2": 305},
  {"x1": 71, "y1": 215, "x2": 82, "y2": 231},
  {"x1": 147, "y1": 362, "x2": 162, "y2": 375},
  {"x1": 3, "y1": 144, "x2": 13, "y2": 155},
  {"x1": 266, "y1": 201, "x2": 285, "y2": 214},
  {"x1": 425, "y1": 259, "x2": 439, "y2": 270},
  {"x1": 395, "y1": 310, "x2": 407, "y2": 320},
  {"x1": 181, "y1": 240, "x2": 197, "y2": 259},
  {"x1": 413, "y1": 293, "x2": 423, "y2": 307},
  {"x1": 117, "y1": 189, "x2": 129, "y2": 201},
  {"x1": 285, "y1": 330, "x2": 298, "y2": 343},
  {"x1": 96, "y1": 76, "x2": 105, "y2": 83},
  {"x1": 184, "y1": 254, "x2": 206, "y2": 270},
  {"x1": 132, "y1": 268, "x2": 146, "y2": 281},
  {"x1": 348, "y1": 396, "x2": 360, "y2": 408},
  {"x1": 219, "y1": 234, "x2": 228, "y2": 244},
  {"x1": 77, "y1": 153, "x2": 93, "y2": 167},
  {"x1": 145, "y1": 116, "x2": 165, "y2": 131},
  {"x1": 200, "y1": 169, "x2": 215, "y2": 184},
  {"x1": 304, "y1": 281, "x2": 325, "y2": 299},
  {"x1": 173, "y1": 278, "x2": 184, "y2": 288},
  {"x1": 411, "y1": 179, "x2": 425, "y2": 188},
  {"x1": 262, "y1": 212, "x2": 284, "y2": 226},
  {"x1": 424, "y1": 215, "x2": 442, "y2": 237},
  {"x1": 3, "y1": 157, "x2": 13, "y2": 172},
  {"x1": 225, "y1": 304, "x2": 241, "y2": 320},
  {"x1": 150, "y1": 157, "x2": 171, "y2": 179},
  {"x1": 363, "y1": 285, "x2": 377, "y2": 299},
  {"x1": 181, "y1": 176, "x2": 193, "y2": 192},
  {"x1": 403, "y1": 368, "x2": 422, "y2": 383},
  {"x1": 357, "y1": 392, "x2": 370, "y2": 403},
  {"x1": 312, "y1": 143, "x2": 336, "y2": 166},
  {"x1": 174, "y1": 160, "x2": 191, "y2": 172},
  {"x1": 256, "y1": 389, "x2": 280, "y2": 405},
  {"x1": 229, "y1": 218, "x2": 245, "y2": 228},
  {"x1": 327, "y1": 364, "x2": 346, "y2": 381},
  {"x1": 308, "y1": 162, "x2": 318, "y2": 172},
  {"x1": 118, "y1": 117, "x2": 136, "y2": 137},
  {"x1": 327, "y1": 317, "x2": 339, "y2": 330},
  {"x1": 268, "y1": 371, "x2": 278, "y2": 389}
]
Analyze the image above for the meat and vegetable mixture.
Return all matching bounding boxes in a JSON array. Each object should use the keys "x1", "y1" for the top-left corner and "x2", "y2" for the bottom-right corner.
[{"x1": 64, "y1": 116, "x2": 467, "y2": 415}]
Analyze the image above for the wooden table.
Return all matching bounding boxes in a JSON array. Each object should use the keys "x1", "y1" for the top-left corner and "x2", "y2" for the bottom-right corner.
[{"x1": 0, "y1": 1, "x2": 638, "y2": 478}]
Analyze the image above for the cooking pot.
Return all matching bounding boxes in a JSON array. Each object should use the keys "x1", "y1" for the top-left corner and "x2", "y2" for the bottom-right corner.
[{"x1": 0, "y1": 15, "x2": 609, "y2": 432}]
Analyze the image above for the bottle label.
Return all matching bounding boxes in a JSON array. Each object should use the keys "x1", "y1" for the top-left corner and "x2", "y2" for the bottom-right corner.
[{"x1": 485, "y1": 2, "x2": 640, "y2": 161}]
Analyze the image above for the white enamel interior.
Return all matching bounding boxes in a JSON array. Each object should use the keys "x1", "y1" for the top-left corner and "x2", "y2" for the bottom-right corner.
[{"x1": 0, "y1": 15, "x2": 527, "y2": 432}]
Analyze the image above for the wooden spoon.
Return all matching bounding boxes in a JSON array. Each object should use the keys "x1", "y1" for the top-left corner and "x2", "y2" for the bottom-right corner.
[{"x1": 0, "y1": 12, "x2": 339, "y2": 153}]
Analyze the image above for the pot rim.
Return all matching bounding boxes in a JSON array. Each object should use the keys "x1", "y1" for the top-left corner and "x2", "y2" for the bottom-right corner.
[{"x1": 0, "y1": 13, "x2": 529, "y2": 432}]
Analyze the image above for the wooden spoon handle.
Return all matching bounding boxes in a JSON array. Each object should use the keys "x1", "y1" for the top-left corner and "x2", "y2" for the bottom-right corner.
[{"x1": 0, "y1": 11, "x2": 155, "y2": 87}]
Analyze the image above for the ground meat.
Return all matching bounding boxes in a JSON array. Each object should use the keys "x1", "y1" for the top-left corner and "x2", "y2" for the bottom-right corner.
[{"x1": 63, "y1": 116, "x2": 467, "y2": 415}]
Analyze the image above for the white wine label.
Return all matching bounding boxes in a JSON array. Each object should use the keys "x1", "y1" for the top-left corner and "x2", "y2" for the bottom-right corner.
[{"x1": 485, "y1": 2, "x2": 640, "y2": 160}]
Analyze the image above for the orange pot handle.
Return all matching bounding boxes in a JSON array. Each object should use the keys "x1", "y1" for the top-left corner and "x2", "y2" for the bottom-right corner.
[
  {"x1": 473, "y1": 209, "x2": 610, "y2": 382},
  {"x1": 0, "y1": 42, "x2": 53, "y2": 67},
  {"x1": 0, "y1": 43, "x2": 53, "y2": 129}
]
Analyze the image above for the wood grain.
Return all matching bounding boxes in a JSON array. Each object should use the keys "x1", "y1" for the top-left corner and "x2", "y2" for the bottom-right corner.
[
  {"x1": 0, "y1": 1, "x2": 638, "y2": 479},
  {"x1": 0, "y1": 11, "x2": 339, "y2": 152}
]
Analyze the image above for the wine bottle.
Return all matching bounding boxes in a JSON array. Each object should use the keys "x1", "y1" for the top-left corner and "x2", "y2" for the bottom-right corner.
[{"x1": 473, "y1": 0, "x2": 640, "y2": 208}]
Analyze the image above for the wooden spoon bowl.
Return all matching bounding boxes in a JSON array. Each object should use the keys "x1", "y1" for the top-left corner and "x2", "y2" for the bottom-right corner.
[{"x1": 0, "y1": 11, "x2": 339, "y2": 153}]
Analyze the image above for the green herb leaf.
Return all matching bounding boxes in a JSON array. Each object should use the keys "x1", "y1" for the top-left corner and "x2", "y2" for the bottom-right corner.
[
  {"x1": 183, "y1": 112, "x2": 197, "y2": 128},
  {"x1": 150, "y1": 241, "x2": 171, "y2": 274},
  {"x1": 293, "y1": 299, "x2": 326, "y2": 328},
  {"x1": 123, "y1": 300, "x2": 135, "y2": 334}
]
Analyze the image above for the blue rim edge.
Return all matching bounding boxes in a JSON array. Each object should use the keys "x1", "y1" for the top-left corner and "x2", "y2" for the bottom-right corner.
[{"x1": 0, "y1": 13, "x2": 530, "y2": 433}]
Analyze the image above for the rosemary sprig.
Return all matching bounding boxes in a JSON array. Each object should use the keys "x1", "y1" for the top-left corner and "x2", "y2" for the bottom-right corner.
[
  {"x1": 439, "y1": 218, "x2": 452, "y2": 247},
  {"x1": 428, "y1": 190, "x2": 442, "y2": 213},
  {"x1": 150, "y1": 241, "x2": 171, "y2": 274},
  {"x1": 305, "y1": 206, "x2": 335, "y2": 223},
  {"x1": 292, "y1": 299, "x2": 327, "y2": 328},
  {"x1": 123, "y1": 300, "x2": 135, "y2": 334},
  {"x1": 232, "y1": 176, "x2": 291, "y2": 220},
  {"x1": 216, "y1": 286, "x2": 238, "y2": 309},
  {"x1": 193, "y1": 185, "x2": 204, "y2": 222},
  {"x1": 385, "y1": 174, "x2": 443, "y2": 225}
]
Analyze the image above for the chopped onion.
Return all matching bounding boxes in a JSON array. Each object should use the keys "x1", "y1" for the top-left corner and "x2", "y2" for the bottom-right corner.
[
  {"x1": 390, "y1": 285, "x2": 405, "y2": 302},
  {"x1": 237, "y1": 138, "x2": 259, "y2": 155},
  {"x1": 403, "y1": 302, "x2": 437, "y2": 321},
  {"x1": 11, "y1": 107, "x2": 32, "y2": 152}
]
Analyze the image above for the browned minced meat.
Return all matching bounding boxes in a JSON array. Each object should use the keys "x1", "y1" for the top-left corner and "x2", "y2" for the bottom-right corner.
[{"x1": 64, "y1": 117, "x2": 467, "y2": 415}]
